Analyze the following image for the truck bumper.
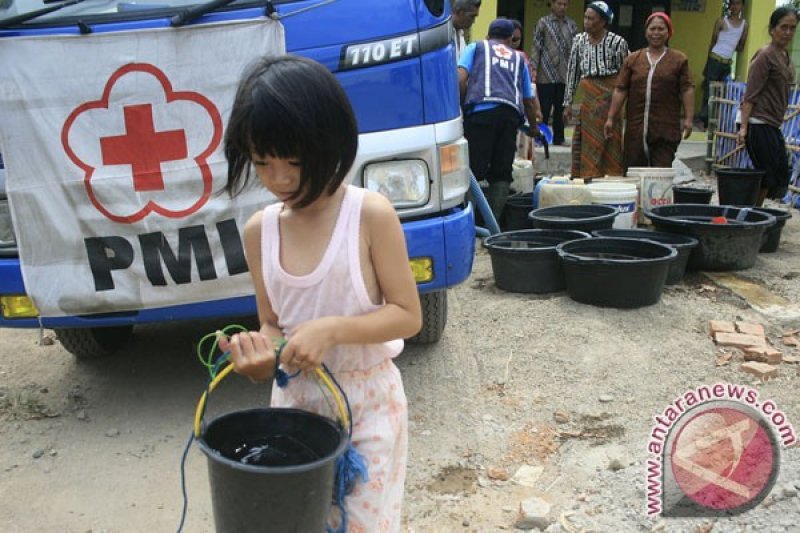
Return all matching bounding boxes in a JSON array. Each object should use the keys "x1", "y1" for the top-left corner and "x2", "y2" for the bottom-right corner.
[{"x1": 0, "y1": 204, "x2": 474, "y2": 329}]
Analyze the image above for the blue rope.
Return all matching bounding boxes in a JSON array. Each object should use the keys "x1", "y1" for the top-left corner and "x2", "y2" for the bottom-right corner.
[
  {"x1": 177, "y1": 339, "x2": 366, "y2": 533},
  {"x1": 274, "y1": 360, "x2": 367, "y2": 533}
]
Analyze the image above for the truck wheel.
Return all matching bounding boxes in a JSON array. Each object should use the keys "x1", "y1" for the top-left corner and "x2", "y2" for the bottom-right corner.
[
  {"x1": 409, "y1": 290, "x2": 447, "y2": 344},
  {"x1": 55, "y1": 326, "x2": 134, "y2": 360}
]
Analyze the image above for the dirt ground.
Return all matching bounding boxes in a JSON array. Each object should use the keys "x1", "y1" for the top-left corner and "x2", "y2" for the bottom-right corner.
[{"x1": 2, "y1": 204, "x2": 800, "y2": 532}]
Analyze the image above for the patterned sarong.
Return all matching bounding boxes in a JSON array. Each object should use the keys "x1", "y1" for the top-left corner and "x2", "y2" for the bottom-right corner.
[{"x1": 571, "y1": 76, "x2": 623, "y2": 178}]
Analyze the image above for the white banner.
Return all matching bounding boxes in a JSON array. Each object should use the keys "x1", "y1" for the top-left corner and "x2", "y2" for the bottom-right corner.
[{"x1": 0, "y1": 19, "x2": 285, "y2": 317}]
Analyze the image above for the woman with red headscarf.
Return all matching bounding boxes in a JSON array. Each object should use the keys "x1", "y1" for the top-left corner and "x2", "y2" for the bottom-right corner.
[{"x1": 604, "y1": 12, "x2": 694, "y2": 170}]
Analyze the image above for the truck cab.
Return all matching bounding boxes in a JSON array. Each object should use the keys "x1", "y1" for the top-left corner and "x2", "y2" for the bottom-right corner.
[{"x1": 0, "y1": 0, "x2": 474, "y2": 358}]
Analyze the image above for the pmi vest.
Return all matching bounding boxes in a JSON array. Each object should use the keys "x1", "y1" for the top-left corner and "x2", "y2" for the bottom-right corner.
[{"x1": 464, "y1": 40, "x2": 525, "y2": 117}]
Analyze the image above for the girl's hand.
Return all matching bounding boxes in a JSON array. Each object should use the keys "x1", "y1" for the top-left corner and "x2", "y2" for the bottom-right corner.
[
  {"x1": 683, "y1": 119, "x2": 693, "y2": 140},
  {"x1": 219, "y1": 331, "x2": 276, "y2": 384},
  {"x1": 563, "y1": 107, "x2": 572, "y2": 124},
  {"x1": 281, "y1": 317, "x2": 339, "y2": 373}
]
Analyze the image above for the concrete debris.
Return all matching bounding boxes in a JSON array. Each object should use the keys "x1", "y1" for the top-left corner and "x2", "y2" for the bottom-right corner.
[
  {"x1": 515, "y1": 496, "x2": 552, "y2": 531},
  {"x1": 511, "y1": 465, "x2": 544, "y2": 487}
]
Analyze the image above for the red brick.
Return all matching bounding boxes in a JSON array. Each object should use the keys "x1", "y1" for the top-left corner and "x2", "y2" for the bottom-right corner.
[
  {"x1": 709, "y1": 320, "x2": 736, "y2": 336},
  {"x1": 735, "y1": 322, "x2": 765, "y2": 337},
  {"x1": 742, "y1": 346, "x2": 783, "y2": 365},
  {"x1": 714, "y1": 332, "x2": 767, "y2": 349},
  {"x1": 782, "y1": 336, "x2": 800, "y2": 347},
  {"x1": 740, "y1": 362, "x2": 778, "y2": 380}
]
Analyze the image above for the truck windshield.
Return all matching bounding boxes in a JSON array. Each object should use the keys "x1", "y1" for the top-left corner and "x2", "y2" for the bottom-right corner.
[{"x1": 0, "y1": 0, "x2": 290, "y2": 25}]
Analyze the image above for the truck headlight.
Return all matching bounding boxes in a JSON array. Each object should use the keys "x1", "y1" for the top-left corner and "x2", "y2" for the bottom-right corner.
[
  {"x1": 363, "y1": 160, "x2": 429, "y2": 208},
  {"x1": 439, "y1": 140, "x2": 470, "y2": 203}
]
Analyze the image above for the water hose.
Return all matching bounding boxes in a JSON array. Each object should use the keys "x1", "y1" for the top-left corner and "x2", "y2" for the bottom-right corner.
[{"x1": 470, "y1": 171, "x2": 501, "y2": 235}]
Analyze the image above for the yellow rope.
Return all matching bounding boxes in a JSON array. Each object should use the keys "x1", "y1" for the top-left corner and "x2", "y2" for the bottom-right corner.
[{"x1": 193, "y1": 364, "x2": 349, "y2": 438}]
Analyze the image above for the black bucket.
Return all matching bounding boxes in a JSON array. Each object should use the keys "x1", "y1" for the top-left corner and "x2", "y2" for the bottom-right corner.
[
  {"x1": 646, "y1": 205, "x2": 776, "y2": 270},
  {"x1": 591, "y1": 229, "x2": 699, "y2": 285},
  {"x1": 672, "y1": 186, "x2": 714, "y2": 205},
  {"x1": 529, "y1": 204, "x2": 619, "y2": 232},
  {"x1": 483, "y1": 229, "x2": 591, "y2": 293},
  {"x1": 556, "y1": 237, "x2": 677, "y2": 308},
  {"x1": 715, "y1": 168, "x2": 764, "y2": 206},
  {"x1": 753, "y1": 207, "x2": 792, "y2": 253},
  {"x1": 502, "y1": 192, "x2": 534, "y2": 230},
  {"x1": 197, "y1": 408, "x2": 348, "y2": 533}
]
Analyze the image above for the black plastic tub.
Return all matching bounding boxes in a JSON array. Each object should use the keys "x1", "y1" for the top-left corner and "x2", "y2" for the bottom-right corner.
[
  {"x1": 483, "y1": 229, "x2": 591, "y2": 293},
  {"x1": 556, "y1": 238, "x2": 677, "y2": 308},
  {"x1": 528, "y1": 204, "x2": 618, "y2": 232},
  {"x1": 197, "y1": 408, "x2": 348, "y2": 533},
  {"x1": 672, "y1": 186, "x2": 714, "y2": 205},
  {"x1": 715, "y1": 168, "x2": 764, "y2": 206},
  {"x1": 753, "y1": 207, "x2": 792, "y2": 253},
  {"x1": 646, "y1": 205, "x2": 775, "y2": 270},
  {"x1": 502, "y1": 192, "x2": 534, "y2": 231},
  {"x1": 591, "y1": 229, "x2": 699, "y2": 285}
]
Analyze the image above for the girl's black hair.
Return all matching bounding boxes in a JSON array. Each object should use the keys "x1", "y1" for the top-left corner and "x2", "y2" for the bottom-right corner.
[
  {"x1": 770, "y1": 6, "x2": 799, "y2": 31},
  {"x1": 224, "y1": 55, "x2": 358, "y2": 207}
]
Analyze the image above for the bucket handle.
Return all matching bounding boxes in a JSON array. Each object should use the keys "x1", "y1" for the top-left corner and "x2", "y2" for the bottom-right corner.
[{"x1": 192, "y1": 338, "x2": 349, "y2": 438}]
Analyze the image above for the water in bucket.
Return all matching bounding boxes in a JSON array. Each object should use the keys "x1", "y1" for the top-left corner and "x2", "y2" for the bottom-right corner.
[
  {"x1": 219, "y1": 434, "x2": 323, "y2": 466},
  {"x1": 198, "y1": 408, "x2": 348, "y2": 533}
]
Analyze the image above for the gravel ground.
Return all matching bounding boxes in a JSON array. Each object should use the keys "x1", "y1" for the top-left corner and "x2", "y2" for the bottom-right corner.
[{"x1": 1, "y1": 201, "x2": 799, "y2": 532}]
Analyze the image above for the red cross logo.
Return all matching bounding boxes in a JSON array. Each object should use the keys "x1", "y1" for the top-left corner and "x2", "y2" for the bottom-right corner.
[
  {"x1": 62, "y1": 63, "x2": 222, "y2": 224},
  {"x1": 100, "y1": 103, "x2": 187, "y2": 192},
  {"x1": 493, "y1": 44, "x2": 513, "y2": 60}
]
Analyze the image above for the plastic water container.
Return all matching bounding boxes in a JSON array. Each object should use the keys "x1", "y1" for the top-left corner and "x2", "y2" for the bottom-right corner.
[
  {"x1": 626, "y1": 167, "x2": 675, "y2": 224},
  {"x1": 587, "y1": 182, "x2": 638, "y2": 228},
  {"x1": 534, "y1": 176, "x2": 592, "y2": 208},
  {"x1": 511, "y1": 159, "x2": 535, "y2": 193}
]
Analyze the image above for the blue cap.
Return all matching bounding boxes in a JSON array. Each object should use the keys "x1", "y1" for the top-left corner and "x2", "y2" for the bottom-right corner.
[
  {"x1": 588, "y1": 1, "x2": 614, "y2": 25},
  {"x1": 488, "y1": 18, "x2": 514, "y2": 39}
]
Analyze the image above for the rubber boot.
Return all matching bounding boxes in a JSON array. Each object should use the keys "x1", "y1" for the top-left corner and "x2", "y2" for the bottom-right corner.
[{"x1": 486, "y1": 181, "x2": 510, "y2": 223}]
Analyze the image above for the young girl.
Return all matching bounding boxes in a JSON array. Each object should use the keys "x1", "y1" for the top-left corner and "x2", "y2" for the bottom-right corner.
[{"x1": 220, "y1": 55, "x2": 422, "y2": 532}]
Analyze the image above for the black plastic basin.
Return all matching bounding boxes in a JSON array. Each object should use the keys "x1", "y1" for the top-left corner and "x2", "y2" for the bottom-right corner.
[
  {"x1": 556, "y1": 237, "x2": 677, "y2": 308},
  {"x1": 672, "y1": 186, "x2": 714, "y2": 205},
  {"x1": 752, "y1": 207, "x2": 792, "y2": 253},
  {"x1": 591, "y1": 229, "x2": 699, "y2": 285},
  {"x1": 529, "y1": 204, "x2": 618, "y2": 232},
  {"x1": 483, "y1": 230, "x2": 591, "y2": 293},
  {"x1": 715, "y1": 168, "x2": 764, "y2": 206},
  {"x1": 646, "y1": 205, "x2": 775, "y2": 270},
  {"x1": 503, "y1": 192, "x2": 534, "y2": 231}
]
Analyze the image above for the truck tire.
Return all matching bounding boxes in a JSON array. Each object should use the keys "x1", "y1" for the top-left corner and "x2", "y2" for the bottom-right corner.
[
  {"x1": 409, "y1": 290, "x2": 447, "y2": 344},
  {"x1": 55, "y1": 326, "x2": 134, "y2": 360}
]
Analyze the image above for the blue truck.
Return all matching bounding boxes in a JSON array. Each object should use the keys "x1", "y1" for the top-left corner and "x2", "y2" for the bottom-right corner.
[{"x1": 0, "y1": 0, "x2": 474, "y2": 358}]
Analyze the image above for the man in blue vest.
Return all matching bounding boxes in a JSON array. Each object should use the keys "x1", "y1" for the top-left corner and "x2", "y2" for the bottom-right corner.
[{"x1": 458, "y1": 18, "x2": 541, "y2": 219}]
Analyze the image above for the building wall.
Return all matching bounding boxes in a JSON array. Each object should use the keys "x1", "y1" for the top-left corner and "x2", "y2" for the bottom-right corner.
[{"x1": 468, "y1": 1, "x2": 779, "y2": 111}]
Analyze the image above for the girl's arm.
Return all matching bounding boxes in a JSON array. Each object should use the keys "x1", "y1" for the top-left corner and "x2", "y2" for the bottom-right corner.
[
  {"x1": 280, "y1": 191, "x2": 422, "y2": 371},
  {"x1": 221, "y1": 210, "x2": 280, "y2": 382}
]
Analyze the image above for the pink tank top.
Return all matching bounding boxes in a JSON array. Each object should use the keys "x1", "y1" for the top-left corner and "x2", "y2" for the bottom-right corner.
[{"x1": 261, "y1": 185, "x2": 403, "y2": 372}]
